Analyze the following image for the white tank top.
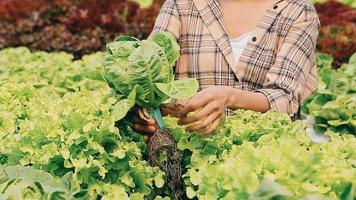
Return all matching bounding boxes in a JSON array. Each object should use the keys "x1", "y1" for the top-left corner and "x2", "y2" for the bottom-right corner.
[{"x1": 230, "y1": 32, "x2": 254, "y2": 64}]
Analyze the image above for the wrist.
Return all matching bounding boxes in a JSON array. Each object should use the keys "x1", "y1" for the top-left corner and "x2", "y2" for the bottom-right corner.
[{"x1": 225, "y1": 87, "x2": 243, "y2": 109}]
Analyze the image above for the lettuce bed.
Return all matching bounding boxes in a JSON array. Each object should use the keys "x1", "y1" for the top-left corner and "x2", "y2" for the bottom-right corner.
[
  {"x1": 302, "y1": 53, "x2": 355, "y2": 135},
  {"x1": 0, "y1": 47, "x2": 355, "y2": 200},
  {"x1": 166, "y1": 110, "x2": 356, "y2": 199}
]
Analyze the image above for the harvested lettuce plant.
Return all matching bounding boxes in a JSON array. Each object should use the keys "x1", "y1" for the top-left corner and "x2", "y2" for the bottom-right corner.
[
  {"x1": 103, "y1": 32, "x2": 198, "y2": 200},
  {"x1": 104, "y1": 32, "x2": 198, "y2": 119}
]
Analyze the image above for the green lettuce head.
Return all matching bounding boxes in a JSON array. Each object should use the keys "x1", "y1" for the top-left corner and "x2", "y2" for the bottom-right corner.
[{"x1": 104, "y1": 32, "x2": 198, "y2": 121}]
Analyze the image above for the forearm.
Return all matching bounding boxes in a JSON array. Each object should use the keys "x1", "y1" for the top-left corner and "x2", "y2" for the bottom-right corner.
[{"x1": 226, "y1": 87, "x2": 270, "y2": 113}]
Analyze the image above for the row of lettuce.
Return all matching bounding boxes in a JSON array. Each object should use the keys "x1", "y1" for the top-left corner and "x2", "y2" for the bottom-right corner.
[
  {"x1": 0, "y1": 48, "x2": 169, "y2": 199},
  {"x1": 0, "y1": 47, "x2": 355, "y2": 199},
  {"x1": 302, "y1": 53, "x2": 355, "y2": 135}
]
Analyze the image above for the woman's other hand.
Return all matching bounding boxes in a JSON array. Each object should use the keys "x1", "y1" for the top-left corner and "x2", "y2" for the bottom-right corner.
[
  {"x1": 178, "y1": 86, "x2": 231, "y2": 135},
  {"x1": 129, "y1": 108, "x2": 157, "y2": 141}
]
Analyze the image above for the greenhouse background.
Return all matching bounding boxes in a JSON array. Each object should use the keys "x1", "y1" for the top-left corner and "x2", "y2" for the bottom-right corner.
[{"x1": 0, "y1": 0, "x2": 355, "y2": 199}]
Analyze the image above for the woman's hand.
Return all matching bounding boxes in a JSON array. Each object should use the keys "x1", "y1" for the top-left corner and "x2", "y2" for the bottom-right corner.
[
  {"x1": 178, "y1": 86, "x2": 232, "y2": 135},
  {"x1": 130, "y1": 103, "x2": 185, "y2": 141},
  {"x1": 129, "y1": 108, "x2": 157, "y2": 141},
  {"x1": 130, "y1": 86, "x2": 270, "y2": 137}
]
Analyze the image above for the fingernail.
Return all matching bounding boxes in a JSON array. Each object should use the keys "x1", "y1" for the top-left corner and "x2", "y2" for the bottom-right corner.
[
  {"x1": 203, "y1": 131, "x2": 210, "y2": 135},
  {"x1": 144, "y1": 135, "x2": 149, "y2": 141},
  {"x1": 149, "y1": 126, "x2": 156, "y2": 133}
]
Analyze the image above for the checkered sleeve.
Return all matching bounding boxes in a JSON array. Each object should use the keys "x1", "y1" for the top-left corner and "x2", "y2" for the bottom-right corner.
[
  {"x1": 256, "y1": 7, "x2": 320, "y2": 116},
  {"x1": 151, "y1": 0, "x2": 181, "y2": 39}
]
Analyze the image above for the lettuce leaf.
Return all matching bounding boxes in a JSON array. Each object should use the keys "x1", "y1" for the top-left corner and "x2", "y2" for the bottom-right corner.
[
  {"x1": 0, "y1": 165, "x2": 75, "y2": 200},
  {"x1": 104, "y1": 32, "x2": 198, "y2": 121},
  {"x1": 302, "y1": 53, "x2": 356, "y2": 135}
]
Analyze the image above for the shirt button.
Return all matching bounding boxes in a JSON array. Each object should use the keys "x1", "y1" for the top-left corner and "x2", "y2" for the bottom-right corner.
[
  {"x1": 252, "y1": 37, "x2": 257, "y2": 42},
  {"x1": 273, "y1": 5, "x2": 278, "y2": 9}
]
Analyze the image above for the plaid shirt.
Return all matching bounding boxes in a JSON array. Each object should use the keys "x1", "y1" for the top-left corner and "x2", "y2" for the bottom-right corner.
[{"x1": 152, "y1": 0, "x2": 320, "y2": 117}]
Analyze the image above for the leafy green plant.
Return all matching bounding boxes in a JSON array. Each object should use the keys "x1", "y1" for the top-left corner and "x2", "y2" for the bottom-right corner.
[
  {"x1": 104, "y1": 32, "x2": 198, "y2": 121},
  {"x1": 132, "y1": 0, "x2": 154, "y2": 8},
  {"x1": 0, "y1": 165, "x2": 78, "y2": 200},
  {"x1": 165, "y1": 110, "x2": 356, "y2": 199},
  {"x1": 302, "y1": 53, "x2": 356, "y2": 134},
  {"x1": 0, "y1": 81, "x2": 168, "y2": 199},
  {"x1": 0, "y1": 47, "x2": 106, "y2": 95},
  {"x1": 104, "y1": 32, "x2": 199, "y2": 200},
  {"x1": 0, "y1": 48, "x2": 167, "y2": 199},
  {"x1": 1, "y1": 47, "x2": 355, "y2": 200}
]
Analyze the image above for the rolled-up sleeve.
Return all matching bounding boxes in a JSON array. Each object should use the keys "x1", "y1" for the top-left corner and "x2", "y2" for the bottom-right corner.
[
  {"x1": 256, "y1": 7, "x2": 320, "y2": 116},
  {"x1": 151, "y1": 0, "x2": 181, "y2": 39}
]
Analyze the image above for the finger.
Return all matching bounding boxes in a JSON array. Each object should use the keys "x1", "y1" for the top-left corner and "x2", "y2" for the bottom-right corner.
[
  {"x1": 179, "y1": 94, "x2": 212, "y2": 117},
  {"x1": 132, "y1": 115, "x2": 156, "y2": 126},
  {"x1": 131, "y1": 115, "x2": 145, "y2": 124},
  {"x1": 162, "y1": 100, "x2": 188, "y2": 118},
  {"x1": 161, "y1": 104, "x2": 180, "y2": 117},
  {"x1": 130, "y1": 107, "x2": 156, "y2": 125},
  {"x1": 160, "y1": 106, "x2": 170, "y2": 116},
  {"x1": 186, "y1": 111, "x2": 221, "y2": 132},
  {"x1": 179, "y1": 102, "x2": 218, "y2": 125},
  {"x1": 175, "y1": 99, "x2": 189, "y2": 107},
  {"x1": 133, "y1": 124, "x2": 156, "y2": 134},
  {"x1": 201, "y1": 116, "x2": 222, "y2": 135},
  {"x1": 143, "y1": 135, "x2": 149, "y2": 141}
]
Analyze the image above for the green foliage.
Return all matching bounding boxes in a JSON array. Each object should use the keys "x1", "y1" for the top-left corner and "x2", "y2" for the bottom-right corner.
[
  {"x1": 104, "y1": 32, "x2": 198, "y2": 121},
  {"x1": 0, "y1": 47, "x2": 355, "y2": 200},
  {"x1": 165, "y1": 110, "x2": 356, "y2": 199},
  {"x1": 131, "y1": 0, "x2": 154, "y2": 8},
  {"x1": 302, "y1": 53, "x2": 356, "y2": 134},
  {"x1": 0, "y1": 47, "x2": 106, "y2": 95},
  {"x1": 0, "y1": 165, "x2": 76, "y2": 200},
  {"x1": 0, "y1": 47, "x2": 167, "y2": 199}
]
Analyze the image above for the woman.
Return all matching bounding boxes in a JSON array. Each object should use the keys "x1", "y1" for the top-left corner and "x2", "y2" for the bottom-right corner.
[{"x1": 132, "y1": 0, "x2": 320, "y2": 136}]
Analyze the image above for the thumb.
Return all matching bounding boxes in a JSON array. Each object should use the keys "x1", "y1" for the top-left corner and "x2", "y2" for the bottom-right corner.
[{"x1": 161, "y1": 102, "x2": 186, "y2": 118}]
